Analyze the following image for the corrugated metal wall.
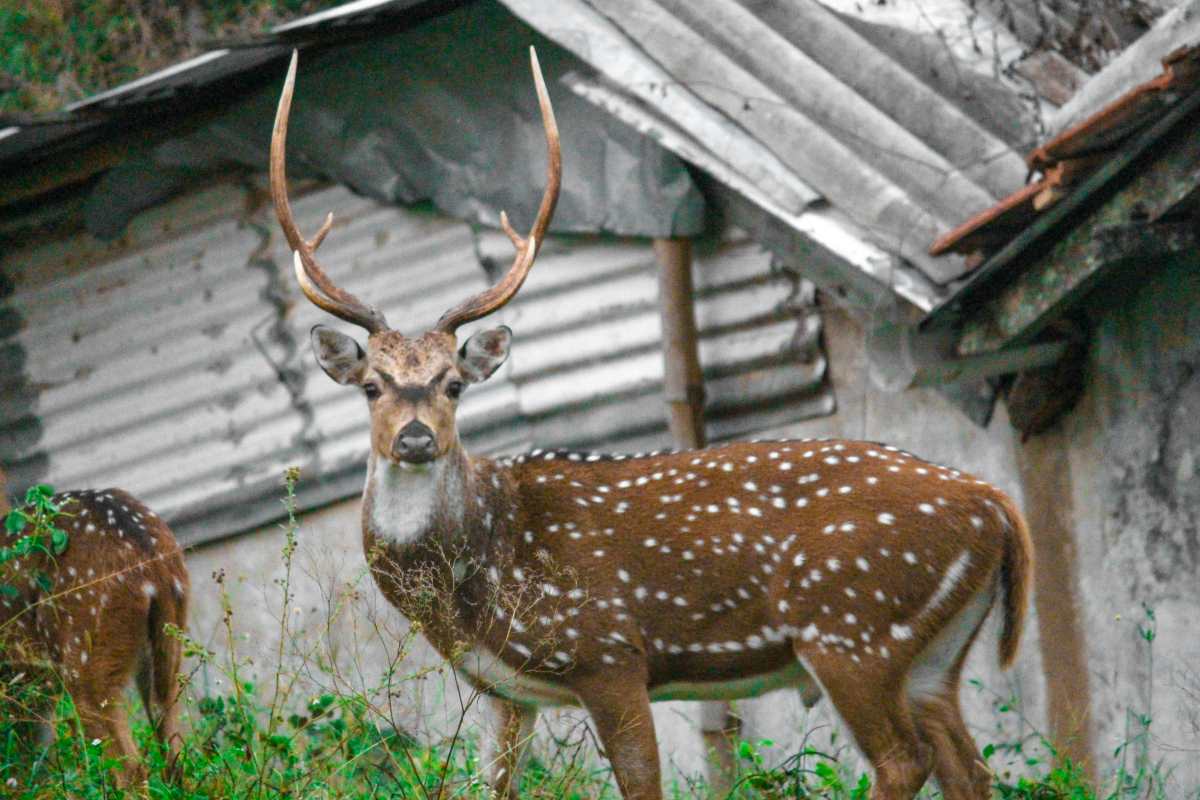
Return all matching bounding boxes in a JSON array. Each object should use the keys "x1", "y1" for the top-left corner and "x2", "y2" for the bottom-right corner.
[{"x1": 1, "y1": 178, "x2": 831, "y2": 546}]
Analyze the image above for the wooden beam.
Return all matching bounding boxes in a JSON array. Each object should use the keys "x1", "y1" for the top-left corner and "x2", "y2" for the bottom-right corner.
[
  {"x1": 1013, "y1": 427, "x2": 1095, "y2": 780},
  {"x1": 954, "y1": 97, "x2": 1200, "y2": 355},
  {"x1": 654, "y1": 238, "x2": 706, "y2": 449},
  {"x1": 924, "y1": 87, "x2": 1200, "y2": 342}
]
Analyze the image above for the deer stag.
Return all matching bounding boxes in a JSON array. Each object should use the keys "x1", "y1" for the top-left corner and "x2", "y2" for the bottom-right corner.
[
  {"x1": 271, "y1": 48, "x2": 1033, "y2": 800},
  {"x1": 0, "y1": 470, "x2": 189, "y2": 787}
]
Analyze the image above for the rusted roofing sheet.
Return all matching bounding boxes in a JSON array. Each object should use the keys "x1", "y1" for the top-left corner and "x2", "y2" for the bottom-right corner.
[{"x1": 931, "y1": 45, "x2": 1200, "y2": 259}]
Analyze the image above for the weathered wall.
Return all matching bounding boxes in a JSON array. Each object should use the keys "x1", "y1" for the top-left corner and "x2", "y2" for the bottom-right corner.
[
  {"x1": 181, "y1": 303, "x2": 1048, "y2": 788},
  {"x1": 1067, "y1": 259, "x2": 1200, "y2": 791}
]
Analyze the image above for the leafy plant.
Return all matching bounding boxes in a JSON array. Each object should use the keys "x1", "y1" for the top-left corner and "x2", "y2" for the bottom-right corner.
[{"x1": 1, "y1": 484, "x2": 69, "y2": 598}]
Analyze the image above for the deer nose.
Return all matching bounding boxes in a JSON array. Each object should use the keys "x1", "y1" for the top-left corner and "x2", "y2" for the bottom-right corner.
[{"x1": 393, "y1": 421, "x2": 436, "y2": 462}]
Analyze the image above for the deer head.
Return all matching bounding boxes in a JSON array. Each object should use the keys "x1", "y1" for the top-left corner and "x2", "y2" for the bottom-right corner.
[{"x1": 270, "y1": 48, "x2": 560, "y2": 466}]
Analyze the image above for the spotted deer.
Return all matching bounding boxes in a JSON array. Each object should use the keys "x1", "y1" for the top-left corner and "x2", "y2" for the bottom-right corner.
[
  {"x1": 0, "y1": 470, "x2": 189, "y2": 786},
  {"x1": 270, "y1": 48, "x2": 1034, "y2": 800}
]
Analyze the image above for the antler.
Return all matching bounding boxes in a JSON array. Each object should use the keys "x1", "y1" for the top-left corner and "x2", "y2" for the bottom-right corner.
[
  {"x1": 436, "y1": 46, "x2": 562, "y2": 334},
  {"x1": 271, "y1": 50, "x2": 389, "y2": 334}
]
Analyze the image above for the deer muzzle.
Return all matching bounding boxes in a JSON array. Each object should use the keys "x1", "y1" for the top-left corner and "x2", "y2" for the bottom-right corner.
[{"x1": 392, "y1": 420, "x2": 437, "y2": 463}]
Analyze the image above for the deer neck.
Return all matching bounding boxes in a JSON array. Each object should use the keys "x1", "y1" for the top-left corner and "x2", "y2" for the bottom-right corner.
[{"x1": 364, "y1": 447, "x2": 475, "y2": 550}]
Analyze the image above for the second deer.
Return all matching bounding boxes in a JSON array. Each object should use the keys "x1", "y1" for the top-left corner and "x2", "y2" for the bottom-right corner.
[
  {"x1": 271, "y1": 48, "x2": 1034, "y2": 800},
  {"x1": 0, "y1": 471, "x2": 189, "y2": 787}
]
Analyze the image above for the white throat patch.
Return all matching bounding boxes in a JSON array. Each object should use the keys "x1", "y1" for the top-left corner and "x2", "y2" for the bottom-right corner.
[{"x1": 367, "y1": 458, "x2": 460, "y2": 546}]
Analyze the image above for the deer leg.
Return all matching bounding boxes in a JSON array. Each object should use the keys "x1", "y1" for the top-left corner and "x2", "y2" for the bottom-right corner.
[
  {"x1": 797, "y1": 653, "x2": 933, "y2": 800},
  {"x1": 577, "y1": 678, "x2": 662, "y2": 800},
  {"x1": 910, "y1": 593, "x2": 992, "y2": 800},
  {"x1": 136, "y1": 649, "x2": 183, "y2": 774},
  {"x1": 72, "y1": 688, "x2": 145, "y2": 788},
  {"x1": 480, "y1": 696, "x2": 537, "y2": 798},
  {"x1": 912, "y1": 694, "x2": 990, "y2": 800}
]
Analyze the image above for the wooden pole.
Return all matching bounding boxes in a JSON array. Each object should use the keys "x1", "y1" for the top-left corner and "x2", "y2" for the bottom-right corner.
[
  {"x1": 653, "y1": 237, "x2": 738, "y2": 793},
  {"x1": 654, "y1": 238, "x2": 707, "y2": 448},
  {"x1": 1013, "y1": 427, "x2": 1095, "y2": 781}
]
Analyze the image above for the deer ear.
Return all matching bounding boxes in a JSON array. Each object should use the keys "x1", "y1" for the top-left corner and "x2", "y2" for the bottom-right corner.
[
  {"x1": 458, "y1": 326, "x2": 512, "y2": 384},
  {"x1": 311, "y1": 325, "x2": 366, "y2": 385}
]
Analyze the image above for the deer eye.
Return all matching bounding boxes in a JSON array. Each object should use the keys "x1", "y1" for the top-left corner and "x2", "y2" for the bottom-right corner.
[
  {"x1": 446, "y1": 380, "x2": 465, "y2": 400},
  {"x1": 363, "y1": 383, "x2": 381, "y2": 401}
]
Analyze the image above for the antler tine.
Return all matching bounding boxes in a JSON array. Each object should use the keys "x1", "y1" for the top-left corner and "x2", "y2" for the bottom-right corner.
[
  {"x1": 437, "y1": 46, "x2": 562, "y2": 334},
  {"x1": 271, "y1": 50, "x2": 389, "y2": 334}
]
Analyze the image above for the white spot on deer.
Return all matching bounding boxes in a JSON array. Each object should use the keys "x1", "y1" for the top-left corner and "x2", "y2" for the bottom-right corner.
[
  {"x1": 792, "y1": 552, "x2": 806, "y2": 567},
  {"x1": 840, "y1": 522, "x2": 855, "y2": 532},
  {"x1": 617, "y1": 569, "x2": 630, "y2": 583},
  {"x1": 921, "y1": 551, "x2": 972, "y2": 615},
  {"x1": 918, "y1": 502, "x2": 936, "y2": 515},
  {"x1": 592, "y1": 549, "x2": 605, "y2": 558},
  {"x1": 855, "y1": 557, "x2": 870, "y2": 572},
  {"x1": 141, "y1": 582, "x2": 157, "y2": 598},
  {"x1": 816, "y1": 488, "x2": 830, "y2": 497},
  {"x1": 824, "y1": 456, "x2": 840, "y2": 465},
  {"x1": 800, "y1": 624, "x2": 820, "y2": 642},
  {"x1": 844, "y1": 613, "x2": 857, "y2": 625},
  {"x1": 890, "y1": 624, "x2": 913, "y2": 641},
  {"x1": 808, "y1": 569, "x2": 822, "y2": 582},
  {"x1": 970, "y1": 515, "x2": 984, "y2": 529},
  {"x1": 542, "y1": 584, "x2": 561, "y2": 597},
  {"x1": 743, "y1": 481, "x2": 757, "y2": 491},
  {"x1": 795, "y1": 497, "x2": 809, "y2": 508},
  {"x1": 826, "y1": 558, "x2": 841, "y2": 572},
  {"x1": 903, "y1": 551, "x2": 918, "y2": 565},
  {"x1": 877, "y1": 513, "x2": 895, "y2": 525}
]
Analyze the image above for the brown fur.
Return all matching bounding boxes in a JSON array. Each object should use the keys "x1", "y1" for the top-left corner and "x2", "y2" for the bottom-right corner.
[
  {"x1": 315, "y1": 323, "x2": 1033, "y2": 800},
  {"x1": 0, "y1": 484, "x2": 190, "y2": 787},
  {"x1": 280, "y1": 50, "x2": 1032, "y2": 790},
  {"x1": 995, "y1": 491, "x2": 1034, "y2": 668}
]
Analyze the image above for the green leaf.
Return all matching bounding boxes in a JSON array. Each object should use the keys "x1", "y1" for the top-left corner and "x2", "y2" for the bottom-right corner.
[
  {"x1": 34, "y1": 572, "x2": 52, "y2": 593},
  {"x1": 4, "y1": 512, "x2": 25, "y2": 535},
  {"x1": 51, "y1": 528, "x2": 68, "y2": 555},
  {"x1": 0, "y1": 584, "x2": 19, "y2": 598},
  {"x1": 25, "y1": 484, "x2": 54, "y2": 504},
  {"x1": 983, "y1": 743, "x2": 996, "y2": 760}
]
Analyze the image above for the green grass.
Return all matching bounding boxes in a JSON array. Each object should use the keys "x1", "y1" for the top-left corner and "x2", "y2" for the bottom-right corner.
[
  {"x1": 0, "y1": 473, "x2": 1190, "y2": 798},
  {"x1": 0, "y1": 1, "x2": 341, "y2": 114}
]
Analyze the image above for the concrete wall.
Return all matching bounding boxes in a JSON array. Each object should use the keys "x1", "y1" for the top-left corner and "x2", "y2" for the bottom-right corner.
[
  {"x1": 1066, "y1": 260, "x2": 1200, "y2": 791},
  {"x1": 180, "y1": 302, "x2": 1048, "y2": 789}
]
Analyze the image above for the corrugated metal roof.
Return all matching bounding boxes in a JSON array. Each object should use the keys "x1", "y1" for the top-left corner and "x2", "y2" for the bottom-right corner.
[
  {"x1": 3, "y1": 0, "x2": 1045, "y2": 313},
  {"x1": 929, "y1": 45, "x2": 1200, "y2": 259},
  {"x1": 497, "y1": 0, "x2": 1033, "y2": 290},
  {"x1": 1, "y1": 179, "x2": 830, "y2": 546}
]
